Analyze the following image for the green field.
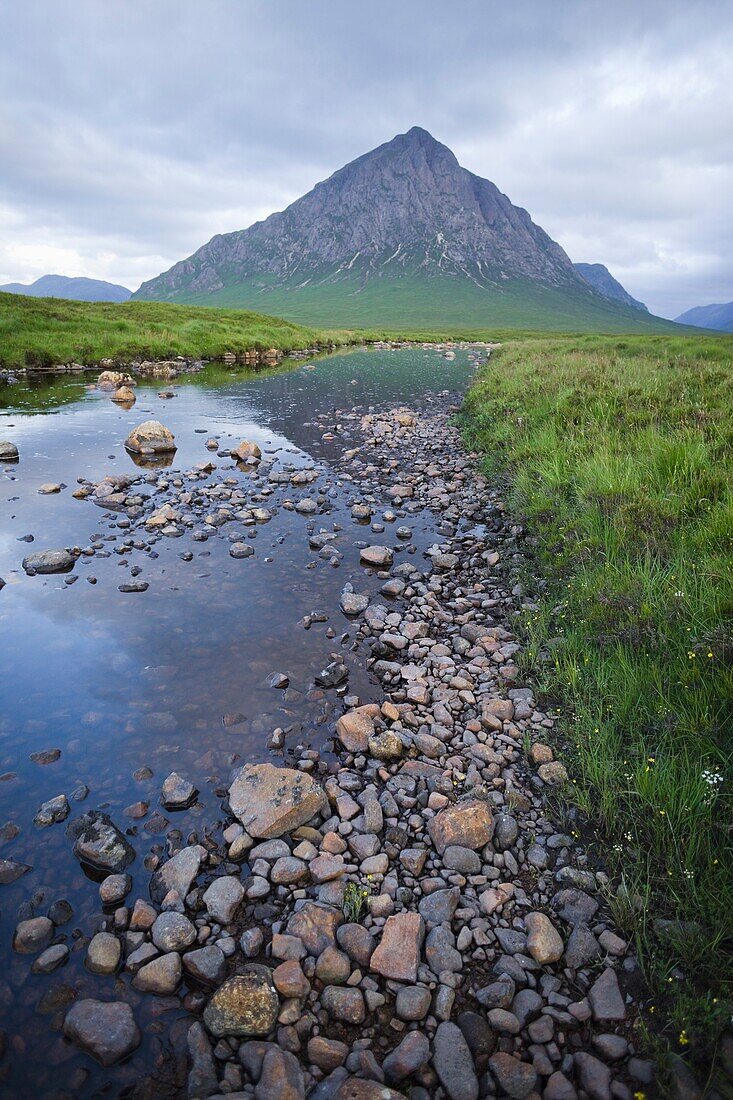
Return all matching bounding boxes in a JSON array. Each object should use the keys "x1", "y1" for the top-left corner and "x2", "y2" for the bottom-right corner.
[
  {"x1": 463, "y1": 333, "x2": 733, "y2": 1090},
  {"x1": 0, "y1": 291, "x2": 358, "y2": 369},
  {"x1": 166, "y1": 272, "x2": 686, "y2": 334}
]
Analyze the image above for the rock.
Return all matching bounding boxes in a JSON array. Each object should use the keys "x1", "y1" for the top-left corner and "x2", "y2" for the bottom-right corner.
[
  {"x1": 111, "y1": 386, "x2": 136, "y2": 404},
  {"x1": 332, "y1": 1081, "x2": 405, "y2": 1100},
  {"x1": 150, "y1": 844, "x2": 204, "y2": 904},
  {"x1": 428, "y1": 799, "x2": 494, "y2": 854},
  {"x1": 339, "y1": 591, "x2": 369, "y2": 615},
  {"x1": 383, "y1": 1030, "x2": 430, "y2": 1084},
  {"x1": 489, "y1": 1053, "x2": 537, "y2": 1098},
  {"x1": 132, "y1": 951, "x2": 182, "y2": 994},
  {"x1": 256, "y1": 1047, "x2": 305, "y2": 1099},
  {"x1": 588, "y1": 967, "x2": 626, "y2": 1022},
  {"x1": 456, "y1": 1011, "x2": 496, "y2": 1069},
  {"x1": 433, "y1": 1021, "x2": 479, "y2": 1100},
  {"x1": 574, "y1": 1052, "x2": 612, "y2": 1100},
  {"x1": 98, "y1": 370, "x2": 134, "y2": 388},
  {"x1": 418, "y1": 886, "x2": 460, "y2": 924},
  {"x1": 13, "y1": 916, "x2": 54, "y2": 954},
  {"x1": 0, "y1": 441, "x2": 19, "y2": 461},
  {"x1": 321, "y1": 986, "x2": 365, "y2": 1024},
  {"x1": 360, "y1": 545, "x2": 393, "y2": 568},
  {"x1": 187, "y1": 1020, "x2": 218, "y2": 1098},
  {"x1": 38, "y1": 482, "x2": 63, "y2": 494},
  {"x1": 203, "y1": 968, "x2": 279, "y2": 1037},
  {"x1": 0, "y1": 858, "x2": 31, "y2": 884},
  {"x1": 426, "y1": 925, "x2": 462, "y2": 974},
  {"x1": 86, "y1": 932, "x2": 121, "y2": 974},
  {"x1": 538, "y1": 761, "x2": 569, "y2": 785},
  {"x1": 202, "y1": 876, "x2": 245, "y2": 923},
  {"x1": 367, "y1": 731, "x2": 403, "y2": 760},
  {"x1": 63, "y1": 999, "x2": 141, "y2": 1067},
  {"x1": 337, "y1": 923, "x2": 375, "y2": 967},
  {"x1": 370, "y1": 912, "x2": 424, "y2": 982},
  {"x1": 315, "y1": 661, "x2": 348, "y2": 687},
  {"x1": 230, "y1": 542, "x2": 255, "y2": 558},
  {"x1": 286, "y1": 902, "x2": 342, "y2": 955},
  {"x1": 228, "y1": 763, "x2": 327, "y2": 839},
  {"x1": 160, "y1": 771, "x2": 197, "y2": 810},
  {"x1": 125, "y1": 420, "x2": 176, "y2": 454},
  {"x1": 151, "y1": 911, "x2": 196, "y2": 952},
  {"x1": 273, "y1": 959, "x2": 310, "y2": 998},
  {"x1": 232, "y1": 440, "x2": 262, "y2": 463},
  {"x1": 69, "y1": 811, "x2": 135, "y2": 876},
  {"x1": 336, "y1": 707, "x2": 375, "y2": 753},
  {"x1": 22, "y1": 549, "x2": 75, "y2": 575},
  {"x1": 31, "y1": 943, "x2": 69, "y2": 973},
  {"x1": 525, "y1": 911, "x2": 564, "y2": 964},
  {"x1": 34, "y1": 794, "x2": 70, "y2": 827},
  {"x1": 493, "y1": 814, "x2": 519, "y2": 851},
  {"x1": 183, "y1": 945, "x2": 227, "y2": 986},
  {"x1": 395, "y1": 985, "x2": 431, "y2": 1020},
  {"x1": 307, "y1": 1036, "x2": 349, "y2": 1072},
  {"x1": 565, "y1": 922, "x2": 601, "y2": 968},
  {"x1": 100, "y1": 873, "x2": 132, "y2": 906},
  {"x1": 544, "y1": 1071, "x2": 579, "y2": 1100}
]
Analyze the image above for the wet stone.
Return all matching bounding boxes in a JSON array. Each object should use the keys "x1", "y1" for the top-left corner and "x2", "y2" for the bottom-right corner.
[
  {"x1": 132, "y1": 951, "x2": 182, "y2": 994},
  {"x1": 13, "y1": 916, "x2": 54, "y2": 954},
  {"x1": 160, "y1": 771, "x2": 198, "y2": 809},
  {"x1": 151, "y1": 911, "x2": 196, "y2": 952},
  {"x1": 86, "y1": 932, "x2": 121, "y2": 975},
  {"x1": 63, "y1": 999, "x2": 141, "y2": 1067}
]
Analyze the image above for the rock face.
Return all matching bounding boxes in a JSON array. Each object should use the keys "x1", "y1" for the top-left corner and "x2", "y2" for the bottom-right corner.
[
  {"x1": 63, "y1": 999, "x2": 141, "y2": 1066},
  {"x1": 69, "y1": 811, "x2": 135, "y2": 875},
  {"x1": 124, "y1": 420, "x2": 177, "y2": 455},
  {"x1": 133, "y1": 128, "x2": 596, "y2": 331},
  {"x1": 428, "y1": 799, "x2": 494, "y2": 854},
  {"x1": 203, "y1": 969, "x2": 279, "y2": 1037},
  {"x1": 228, "y1": 763, "x2": 327, "y2": 839},
  {"x1": 22, "y1": 549, "x2": 76, "y2": 575}
]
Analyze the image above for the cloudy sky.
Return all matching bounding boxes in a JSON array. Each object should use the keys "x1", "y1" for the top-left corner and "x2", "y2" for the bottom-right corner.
[{"x1": 1, "y1": 0, "x2": 730, "y2": 318}]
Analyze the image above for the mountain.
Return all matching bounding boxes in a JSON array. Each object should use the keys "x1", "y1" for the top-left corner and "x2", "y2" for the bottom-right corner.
[
  {"x1": 674, "y1": 301, "x2": 733, "y2": 333},
  {"x1": 573, "y1": 263, "x2": 648, "y2": 312},
  {"x1": 134, "y1": 127, "x2": 679, "y2": 332},
  {"x1": 0, "y1": 274, "x2": 131, "y2": 303}
]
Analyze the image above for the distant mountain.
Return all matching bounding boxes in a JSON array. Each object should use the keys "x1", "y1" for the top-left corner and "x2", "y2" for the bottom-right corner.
[
  {"x1": 134, "y1": 127, "x2": 678, "y2": 332},
  {"x1": 573, "y1": 263, "x2": 648, "y2": 312},
  {"x1": 674, "y1": 301, "x2": 733, "y2": 333},
  {"x1": 0, "y1": 274, "x2": 131, "y2": 303}
]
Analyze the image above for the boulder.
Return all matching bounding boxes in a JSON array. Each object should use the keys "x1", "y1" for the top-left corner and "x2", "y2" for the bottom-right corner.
[
  {"x1": 525, "y1": 911, "x2": 564, "y2": 965},
  {"x1": 63, "y1": 999, "x2": 141, "y2": 1066},
  {"x1": 0, "y1": 441, "x2": 19, "y2": 461},
  {"x1": 202, "y1": 875, "x2": 245, "y2": 923},
  {"x1": 228, "y1": 763, "x2": 327, "y2": 839},
  {"x1": 360, "y1": 545, "x2": 393, "y2": 568},
  {"x1": 336, "y1": 707, "x2": 375, "y2": 753},
  {"x1": 433, "y1": 1021, "x2": 480, "y2": 1100},
  {"x1": 124, "y1": 420, "x2": 176, "y2": 455},
  {"x1": 428, "y1": 799, "x2": 494, "y2": 854},
  {"x1": 232, "y1": 440, "x2": 262, "y2": 463},
  {"x1": 22, "y1": 549, "x2": 76, "y2": 575},
  {"x1": 69, "y1": 811, "x2": 135, "y2": 875},
  {"x1": 203, "y1": 968, "x2": 279, "y2": 1038},
  {"x1": 160, "y1": 771, "x2": 197, "y2": 810},
  {"x1": 149, "y1": 844, "x2": 204, "y2": 904},
  {"x1": 111, "y1": 386, "x2": 136, "y2": 404}
]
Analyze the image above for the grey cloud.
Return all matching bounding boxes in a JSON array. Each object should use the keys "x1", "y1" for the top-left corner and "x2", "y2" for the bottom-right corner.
[{"x1": 0, "y1": 0, "x2": 730, "y2": 316}]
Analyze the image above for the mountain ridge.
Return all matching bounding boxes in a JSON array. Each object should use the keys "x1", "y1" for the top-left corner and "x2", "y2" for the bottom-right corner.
[
  {"x1": 573, "y1": 263, "x2": 648, "y2": 312},
  {"x1": 133, "y1": 127, "x2": 681, "y2": 332},
  {"x1": 675, "y1": 300, "x2": 733, "y2": 333},
  {"x1": 0, "y1": 274, "x2": 131, "y2": 302}
]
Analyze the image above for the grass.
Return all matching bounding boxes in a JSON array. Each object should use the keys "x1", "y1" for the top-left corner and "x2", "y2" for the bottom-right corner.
[
  {"x1": 462, "y1": 332, "x2": 733, "y2": 1091},
  {"x1": 0, "y1": 291, "x2": 357, "y2": 370},
  {"x1": 165, "y1": 272, "x2": 687, "y2": 334}
]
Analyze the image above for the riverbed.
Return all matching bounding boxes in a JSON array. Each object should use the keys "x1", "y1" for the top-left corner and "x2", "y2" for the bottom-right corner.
[{"x1": 0, "y1": 345, "x2": 481, "y2": 1095}]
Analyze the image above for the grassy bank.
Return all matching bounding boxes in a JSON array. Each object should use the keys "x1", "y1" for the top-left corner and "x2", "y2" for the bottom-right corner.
[
  {"x1": 463, "y1": 333, "x2": 733, "y2": 1091},
  {"x1": 0, "y1": 292, "x2": 357, "y2": 369}
]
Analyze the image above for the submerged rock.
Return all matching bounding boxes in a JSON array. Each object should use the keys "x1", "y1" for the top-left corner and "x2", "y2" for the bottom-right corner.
[
  {"x1": 63, "y1": 999, "x2": 141, "y2": 1066},
  {"x1": 68, "y1": 811, "x2": 135, "y2": 875}
]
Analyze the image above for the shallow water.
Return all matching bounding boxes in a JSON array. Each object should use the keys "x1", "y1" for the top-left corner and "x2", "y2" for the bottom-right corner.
[{"x1": 0, "y1": 346, "x2": 479, "y2": 1096}]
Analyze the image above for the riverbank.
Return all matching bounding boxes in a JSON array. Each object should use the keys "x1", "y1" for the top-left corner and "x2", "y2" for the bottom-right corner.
[
  {"x1": 4, "y1": 371, "x2": 655, "y2": 1098},
  {"x1": 463, "y1": 333, "x2": 733, "y2": 1093}
]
